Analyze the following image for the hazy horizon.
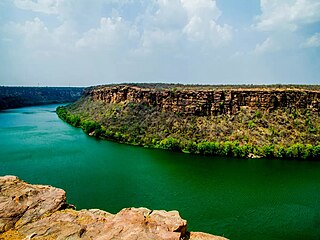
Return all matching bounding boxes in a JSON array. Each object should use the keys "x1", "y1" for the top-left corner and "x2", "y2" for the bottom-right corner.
[
  {"x1": 1, "y1": 0, "x2": 320, "y2": 86},
  {"x1": 1, "y1": 82, "x2": 320, "y2": 88}
]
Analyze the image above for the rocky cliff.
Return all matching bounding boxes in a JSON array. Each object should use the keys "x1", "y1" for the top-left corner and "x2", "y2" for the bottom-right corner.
[
  {"x1": 85, "y1": 85, "x2": 320, "y2": 115},
  {"x1": 57, "y1": 84, "x2": 320, "y2": 159},
  {"x1": 0, "y1": 176, "x2": 227, "y2": 240}
]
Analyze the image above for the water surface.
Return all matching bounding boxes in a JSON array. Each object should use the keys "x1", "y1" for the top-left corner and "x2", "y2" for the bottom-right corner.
[{"x1": 0, "y1": 104, "x2": 319, "y2": 240}]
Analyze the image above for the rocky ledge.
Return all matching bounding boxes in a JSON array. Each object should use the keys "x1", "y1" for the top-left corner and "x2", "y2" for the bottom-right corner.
[
  {"x1": 0, "y1": 176, "x2": 227, "y2": 240},
  {"x1": 86, "y1": 85, "x2": 319, "y2": 115}
]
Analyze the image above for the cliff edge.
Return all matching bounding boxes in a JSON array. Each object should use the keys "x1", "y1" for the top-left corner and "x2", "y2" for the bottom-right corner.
[
  {"x1": 0, "y1": 176, "x2": 227, "y2": 240},
  {"x1": 85, "y1": 84, "x2": 320, "y2": 115}
]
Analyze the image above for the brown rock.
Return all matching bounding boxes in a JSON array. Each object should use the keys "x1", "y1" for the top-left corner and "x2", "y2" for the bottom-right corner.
[
  {"x1": 0, "y1": 176, "x2": 228, "y2": 240},
  {"x1": 86, "y1": 85, "x2": 320, "y2": 116},
  {"x1": 0, "y1": 175, "x2": 66, "y2": 233},
  {"x1": 189, "y1": 232, "x2": 228, "y2": 240}
]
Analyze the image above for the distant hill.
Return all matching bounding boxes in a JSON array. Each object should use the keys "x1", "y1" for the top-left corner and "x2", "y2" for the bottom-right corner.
[{"x1": 0, "y1": 86, "x2": 84, "y2": 110}]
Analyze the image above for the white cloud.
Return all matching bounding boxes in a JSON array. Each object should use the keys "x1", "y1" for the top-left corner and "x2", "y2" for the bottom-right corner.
[
  {"x1": 6, "y1": 17, "x2": 77, "y2": 54},
  {"x1": 152, "y1": 0, "x2": 187, "y2": 29},
  {"x1": 253, "y1": 33, "x2": 301, "y2": 54},
  {"x1": 1, "y1": 0, "x2": 319, "y2": 86},
  {"x1": 10, "y1": 17, "x2": 50, "y2": 47},
  {"x1": 181, "y1": 0, "x2": 221, "y2": 20},
  {"x1": 181, "y1": 0, "x2": 232, "y2": 46},
  {"x1": 144, "y1": 0, "x2": 232, "y2": 48},
  {"x1": 254, "y1": 37, "x2": 279, "y2": 54},
  {"x1": 255, "y1": 0, "x2": 320, "y2": 32},
  {"x1": 301, "y1": 32, "x2": 320, "y2": 48},
  {"x1": 183, "y1": 16, "x2": 232, "y2": 46},
  {"x1": 75, "y1": 17, "x2": 139, "y2": 50},
  {"x1": 252, "y1": 0, "x2": 320, "y2": 53},
  {"x1": 14, "y1": 0, "x2": 64, "y2": 14},
  {"x1": 135, "y1": 1, "x2": 184, "y2": 53},
  {"x1": 10, "y1": 0, "x2": 232, "y2": 52},
  {"x1": 141, "y1": 29, "x2": 180, "y2": 50}
]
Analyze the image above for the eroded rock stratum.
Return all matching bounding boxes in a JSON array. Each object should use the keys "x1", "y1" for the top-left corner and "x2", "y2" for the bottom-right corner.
[
  {"x1": 86, "y1": 85, "x2": 320, "y2": 116},
  {"x1": 0, "y1": 176, "x2": 227, "y2": 240}
]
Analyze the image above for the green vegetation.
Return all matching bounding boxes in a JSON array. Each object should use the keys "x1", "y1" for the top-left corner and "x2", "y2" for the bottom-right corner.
[
  {"x1": 56, "y1": 96, "x2": 320, "y2": 160},
  {"x1": 0, "y1": 86, "x2": 83, "y2": 110}
]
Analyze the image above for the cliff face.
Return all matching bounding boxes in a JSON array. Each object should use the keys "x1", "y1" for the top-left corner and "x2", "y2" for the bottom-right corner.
[
  {"x1": 85, "y1": 85, "x2": 320, "y2": 115},
  {"x1": 0, "y1": 176, "x2": 227, "y2": 240}
]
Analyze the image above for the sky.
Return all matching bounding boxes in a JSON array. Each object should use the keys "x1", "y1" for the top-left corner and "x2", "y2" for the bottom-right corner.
[{"x1": 0, "y1": 0, "x2": 320, "y2": 87}]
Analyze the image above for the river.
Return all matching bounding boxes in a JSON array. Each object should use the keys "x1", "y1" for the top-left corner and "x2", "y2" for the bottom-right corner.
[{"x1": 0, "y1": 104, "x2": 319, "y2": 240}]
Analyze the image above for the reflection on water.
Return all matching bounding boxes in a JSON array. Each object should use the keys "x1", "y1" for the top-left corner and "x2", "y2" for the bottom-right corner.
[
  {"x1": 21, "y1": 111, "x2": 36, "y2": 114},
  {"x1": 0, "y1": 104, "x2": 320, "y2": 240}
]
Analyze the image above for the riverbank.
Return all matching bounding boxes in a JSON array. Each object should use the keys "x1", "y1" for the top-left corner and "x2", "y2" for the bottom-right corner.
[
  {"x1": 0, "y1": 175, "x2": 226, "y2": 240},
  {"x1": 56, "y1": 84, "x2": 320, "y2": 159}
]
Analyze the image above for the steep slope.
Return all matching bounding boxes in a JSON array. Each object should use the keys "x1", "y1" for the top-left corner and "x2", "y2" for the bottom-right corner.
[{"x1": 57, "y1": 84, "x2": 320, "y2": 159}]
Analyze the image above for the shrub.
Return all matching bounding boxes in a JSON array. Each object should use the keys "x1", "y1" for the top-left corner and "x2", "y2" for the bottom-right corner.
[
  {"x1": 303, "y1": 144, "x2": 314, "y2": 159},
  {"x1": 69, "y1": 115, "x2": 81, "y2": 127},
  {"x1": 255, "y1": 110, "x2": 262, "y2": 118},
  {"x1": 104, "y1": 129, "x2": 114, "y2": 139},
  {"x1": 311, "y1": 145, "x2": 320, "y2": 158},
  {"x1": 184, "y1": 141, "x2": 198, "y2": 154},
  {"x1": 248, "y1": 120, "x2": 255, "y2": 128},
  {"x1": 236, "y1": 144, "x2": 252, "y2": 158},
  {"x1": 220, "y1": 141, "x2": 233, "y2": 156},
  {"x1": 274, "y1": 146, "x2": 286, "y2": 158},
  {"x1": 81, "y1": 120, "x2": 99, "y2": 134},
  {"x1": 289, "y1": 143, "x2": 304, "y2": 158},
  {"x1": 159, "y1": 137, "x2": 181, "y2": 151},
  {"x1": 261, "y1": 145, "x2": 274, "y2": 158},
  {"x1": 197, "y1": 141, "x2": 219, "y2": 155}
]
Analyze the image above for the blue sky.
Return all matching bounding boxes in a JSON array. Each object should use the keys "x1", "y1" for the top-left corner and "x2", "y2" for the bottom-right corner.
[{"x1": 0, "y1": 0, "x2": 320, "y2": 86}]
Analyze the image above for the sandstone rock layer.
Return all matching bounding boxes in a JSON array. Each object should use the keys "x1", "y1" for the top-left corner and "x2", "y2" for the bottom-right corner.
[
  {"x1": 0, "y1": 176, "x2": 227, "y2": 240},
  {"x1": 85, "y1": 85, "x2": 320, "y2": 115}
]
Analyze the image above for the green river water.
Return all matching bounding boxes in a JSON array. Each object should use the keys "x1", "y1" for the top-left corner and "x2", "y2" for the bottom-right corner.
[{"x1": 0, "y1": 104, "x2": 319, "y2": 240}]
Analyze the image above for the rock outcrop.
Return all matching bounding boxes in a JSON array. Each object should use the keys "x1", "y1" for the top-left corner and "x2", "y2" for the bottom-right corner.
[
  {"x1": 0, "y1": 176, "x2": 227, "y2": 240},
  {"x1": 85, "y1": 85, "x2": 320, "y2": 115}
]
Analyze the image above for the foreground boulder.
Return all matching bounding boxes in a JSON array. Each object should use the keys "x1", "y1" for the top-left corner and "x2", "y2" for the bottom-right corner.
[{"x1": 0, "y1": 176, "x2": 227, "y2": 240}]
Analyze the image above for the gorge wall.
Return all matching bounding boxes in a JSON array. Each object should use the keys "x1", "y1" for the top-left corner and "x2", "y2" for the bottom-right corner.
[{"x1": 85, "y1": 85, "x2": 320, "y2": 116}]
